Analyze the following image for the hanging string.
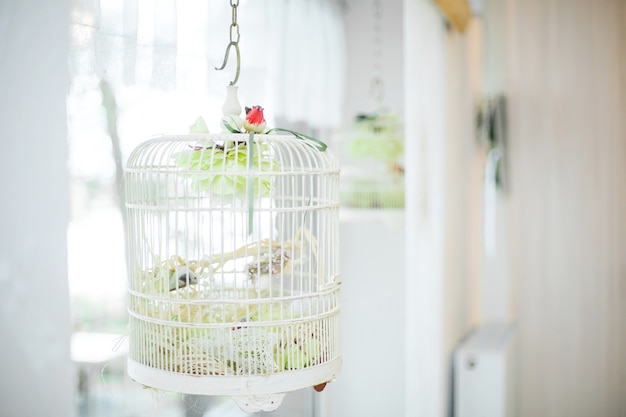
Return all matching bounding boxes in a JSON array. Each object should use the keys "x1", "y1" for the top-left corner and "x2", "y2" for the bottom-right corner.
[
  {"x1": 369, "y1": 0, "x2": 385, "y2": 106},
  {"x1": 215, "y1": 0, "x2": 241, "y2": 86}
]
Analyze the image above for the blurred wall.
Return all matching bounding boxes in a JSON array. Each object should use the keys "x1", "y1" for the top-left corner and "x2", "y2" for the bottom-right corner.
[
  {"x1": 483, "y1": 0, "x2": 626, "y2": 415},
  {"x1": 323, "y1": 217, "x2": 405, "y2": 417},
  {"x1": 0, "y1": 1, "x2": 74, "y2": 416},
  {"x1": 403, "y1": 0, "x2": 484, "y2": 416}
]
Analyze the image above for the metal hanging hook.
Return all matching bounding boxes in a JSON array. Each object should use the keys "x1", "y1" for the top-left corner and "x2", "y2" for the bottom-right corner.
[
  {"x1": 215, "y1": 0, "x2": 241, "y2": 86},
  {"x1": 215, "y1": 41, "x2": 240, "y2": 86}
]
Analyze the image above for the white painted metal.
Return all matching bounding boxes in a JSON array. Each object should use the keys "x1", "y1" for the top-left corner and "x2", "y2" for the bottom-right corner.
[
  {"x1": 124, "y1": 133, "x2": 341, "y2": 411},
  {"x1": 127, "y1": 357, "x2": 341, "y2": 395},
  {"x1": 453, "y1": 323, "x2": 516, "y2": 417}
]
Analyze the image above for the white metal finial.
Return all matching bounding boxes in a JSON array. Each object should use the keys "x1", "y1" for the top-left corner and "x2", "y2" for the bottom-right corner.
[{"x1": 221, "y1": 84, "x2": 243, "y2": 133}]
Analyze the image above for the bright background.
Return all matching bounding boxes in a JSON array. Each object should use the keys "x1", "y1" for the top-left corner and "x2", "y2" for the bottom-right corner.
[{"x1": 1, "y1": 0, "x2": 625, "y2": 417}]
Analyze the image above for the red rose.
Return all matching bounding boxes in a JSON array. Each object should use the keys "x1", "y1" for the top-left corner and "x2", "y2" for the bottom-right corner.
[{"x1": 244, "y1": 105, "x2": 267, "y2": 133}]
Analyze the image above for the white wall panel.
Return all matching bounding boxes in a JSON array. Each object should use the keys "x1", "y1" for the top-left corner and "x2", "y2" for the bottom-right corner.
[
  {"x1": 0, "y1": 0, "x2": 74, "y2": 416},
  {"x1": 483, "y1": 0, "x2": 626, "y2": 415},
  {"x1": 323, "y1": 212, "x2": 405, "y2": 417}
]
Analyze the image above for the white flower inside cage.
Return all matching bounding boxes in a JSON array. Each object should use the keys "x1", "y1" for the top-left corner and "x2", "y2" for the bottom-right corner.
[{"x1": 124, "y1": 132, "x2": 341, "y2": 412}]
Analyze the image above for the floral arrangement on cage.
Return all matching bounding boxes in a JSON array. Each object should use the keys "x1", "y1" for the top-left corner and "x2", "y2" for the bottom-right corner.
[
  {"x1": 171, "y1": 107, "x2": 274, "y2": 198},
  {"x1": 172, "y1": 106, "x2": 326, "y2": 198}
]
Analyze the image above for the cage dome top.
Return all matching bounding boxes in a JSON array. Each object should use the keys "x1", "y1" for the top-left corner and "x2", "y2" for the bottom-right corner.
[{"x1": 127, "y1": 133, "x2": 339, "y2": 173}]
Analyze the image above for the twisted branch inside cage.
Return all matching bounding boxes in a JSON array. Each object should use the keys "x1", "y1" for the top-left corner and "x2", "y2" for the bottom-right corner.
[{"x1": 142, "y1": 225, "x2": 319, "y2": 291}]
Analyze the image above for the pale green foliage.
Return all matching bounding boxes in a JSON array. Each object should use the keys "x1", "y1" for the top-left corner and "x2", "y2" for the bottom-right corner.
[
  {"x1": 347, "y1": 112, "x2": 404, "y2": 163},
  {"x1": 277, "y1": 337, "x2": 320, "y2": 371},
  {"x1": 172, "y1": 141, "x2": 276, "y2": 198}
]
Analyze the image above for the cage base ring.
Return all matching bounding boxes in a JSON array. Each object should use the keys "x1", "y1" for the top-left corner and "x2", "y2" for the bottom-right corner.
[{"x1": 128, "y1": 357, "x2": 341, "y2": 401}]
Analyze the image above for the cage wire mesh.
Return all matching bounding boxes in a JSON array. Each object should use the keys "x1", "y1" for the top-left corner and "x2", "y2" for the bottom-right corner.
[{"x1": 124, "y1": 133, "x2": 341, "y2": 412}]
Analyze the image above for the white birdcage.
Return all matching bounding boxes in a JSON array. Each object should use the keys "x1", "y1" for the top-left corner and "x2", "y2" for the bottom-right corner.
[{"x1": 124, "y1": 132, "x2": 341, "y2": 412}]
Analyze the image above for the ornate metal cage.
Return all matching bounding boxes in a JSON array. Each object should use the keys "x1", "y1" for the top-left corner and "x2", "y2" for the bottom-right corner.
[{"x1": 124, "y1": 133, "x2": 341, "y2": 412}]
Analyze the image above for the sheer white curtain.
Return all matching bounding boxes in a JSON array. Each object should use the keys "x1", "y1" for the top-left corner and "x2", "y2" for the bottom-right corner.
[
  {"x1": 69, "y1": 0, "x2": 346, "y2": 133},
  {"x1": 266, "y1": 0, "x2": 346, "y2": 128}
]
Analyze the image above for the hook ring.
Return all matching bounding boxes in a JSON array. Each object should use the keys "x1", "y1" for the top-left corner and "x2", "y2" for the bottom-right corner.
[{"x1": 215, "y1": 41, "x2": 241, "y2": 86}]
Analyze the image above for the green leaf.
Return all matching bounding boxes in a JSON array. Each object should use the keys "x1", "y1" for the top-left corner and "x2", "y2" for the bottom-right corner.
[
  {"x1": 266, "y1": 127, "x2": 327, "y2": 151},
  {"x1": 222, "y1": 116, "x2": 243, "y2": 133},
  {"x1": 189, "y1": 117, "x2": 209, "y2": 134}
]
